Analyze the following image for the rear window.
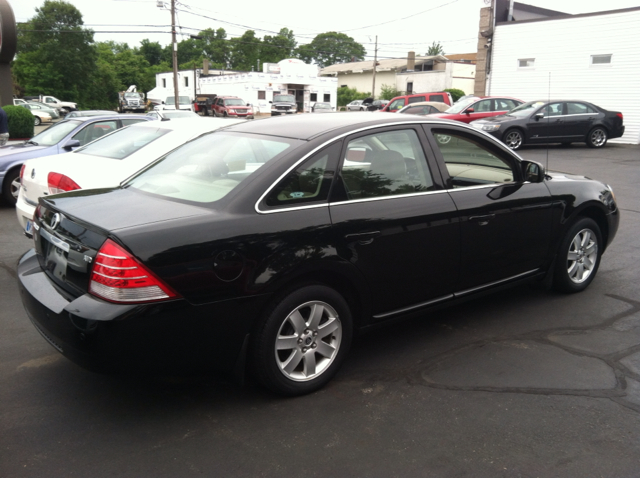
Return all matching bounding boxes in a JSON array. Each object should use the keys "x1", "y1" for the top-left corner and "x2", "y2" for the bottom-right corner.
[
  {"x1": 75, "y1": 125, "x2": 170, "y2": 160},
  {"x1": 126, "y1": 132, "x2": 302, "y2": 203}
]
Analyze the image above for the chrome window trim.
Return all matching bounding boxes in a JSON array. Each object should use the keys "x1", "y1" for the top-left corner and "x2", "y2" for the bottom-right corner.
[
  {"x1": 330, "y1": 189, "x2": 450, "y2": 207},
  {"x1": 254, "y1": 120, "x2": 523, "y2": 215},
  {"x1": 445, "y1": 181, "x2": 518, "y2": 193}
]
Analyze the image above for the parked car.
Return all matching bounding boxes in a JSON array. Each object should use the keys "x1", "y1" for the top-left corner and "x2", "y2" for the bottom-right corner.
[
  {"x1": 25, "y1": 101, "x2": 63, "y2": 118},
  {"x1": 18, "y1": 104, "x2": 53, "y2": 126},
  {"x1": 311, "y1": 102, "x2": 333, "y2": 113},
  {"x1": 270, "y1": 94, "x2": 297, "y2": 116},
  {"x1": 212, "y1": 96, "x2": 254, "y2": 119},
  {"x1": 17, "y1": 113, "x2": 619, "y2": 396},
  {"x1": 146, "y1": 110, "x2": 200, "y2": 120},
  {"x1": 397, "y1": 101, "x2": 450, "y2": 115},
  {"x1": 16, "y1": 118, "x2": 244, "y2": 232},
  {"x1": 161, "y1": 96, "x2": 193, "y2": 112},
  {"x1": 66, "y1": 110, "x2": 116, "y2": 118},
  {"x1": 0, "y1": 115, "x2": 150, "y2": 205},
  {"x1": 470, "y1": 100, "x2": 625, "y2": 150},
  {"x1": 346, "y1": 100, "x2": 365, "y2": 111},
  {"x1": 19, "y1": 102, "x2": 60, "y2": 120},
  {"x1": 428, "y1": 96, "x2": 523, "y2": 124},
  {"x1": 380, "y1": 92, "x2": 454, "y2": 112},
  {"x1": 362, "y1": 98, "x2": 389, "y2": 111}
]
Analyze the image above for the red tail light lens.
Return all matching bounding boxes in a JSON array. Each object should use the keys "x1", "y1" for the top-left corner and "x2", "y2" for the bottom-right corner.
[
  {"x1": 617, "y1": 113, "x2": 623, "y2": 121},
  {"x1": 89, "y1": 239, "x2": 180, "y2": 303},
  {"x1": 48, "y1": 172, "x2": 81, "y2": 194}
]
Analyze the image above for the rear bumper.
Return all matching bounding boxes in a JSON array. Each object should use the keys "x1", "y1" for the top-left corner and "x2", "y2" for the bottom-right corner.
[
  {"x1": 610, "y1": 125, "x2": 625, "y2": 140},
  {"x1": 16, "y1": 187, "x2": 36, "y2": 230},
  {"x1": 18, "y1": 249, "x2": 261, "y2": 375}
]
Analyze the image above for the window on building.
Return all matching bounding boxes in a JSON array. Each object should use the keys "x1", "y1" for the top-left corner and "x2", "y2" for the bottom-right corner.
[
  {"x1": 591, "y1": 54, "x2": 612, "y2": 65},
  {"x1": 406, "y1": 82, "x2": 413, "y2": 93},
  {"x1": 518, "y1": 58, "x2": 535, "y2": 68},
  {"x1": 324, "y1": 94, "x2": 330, "y2": 102},
  {"x1": 258, "y1": 91, "x2": 266, "y2": 100},
  {"x1": 184, "y1": 77, "x2": 189, "y2": 87},
  {"x1": 162, "y1": 78, "x2": 167, "y2": 88},
  {"x1": 310, "y1": 93, "x2": 317, "y2": 102}
]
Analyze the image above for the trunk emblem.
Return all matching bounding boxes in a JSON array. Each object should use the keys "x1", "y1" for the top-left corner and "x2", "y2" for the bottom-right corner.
[{"x1": 50, "y1": 213, "x2": 61, "y2": 230}]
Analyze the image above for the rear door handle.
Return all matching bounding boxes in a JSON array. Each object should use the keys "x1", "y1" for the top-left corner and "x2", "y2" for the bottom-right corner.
[
  {"x1": 469, "y1": 214, "x2": 495, "y2": 226},
  {"x1": 345, "y1": 231, "x2": 381, "y2": 245}
]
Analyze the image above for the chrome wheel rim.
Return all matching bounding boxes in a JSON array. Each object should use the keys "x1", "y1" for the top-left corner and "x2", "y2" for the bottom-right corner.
[
  {"x1": 567, "y1": 228, "x2": 598, "y2": 283},
  {"x1": 274, "y1": 300, "x2": 342, "y2": 382},
  {"x1": 590, "y1": 129, "x2": 606, "y2": 147},
  {"x1": 505, "y1": 131, "x2": 522, "y2": 149},
  {"x1": 10, "y1": 176, "x2": 20, "y2": 200}
]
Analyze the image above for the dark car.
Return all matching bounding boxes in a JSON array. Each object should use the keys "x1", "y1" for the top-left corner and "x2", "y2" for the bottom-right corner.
[
  {"x1": 470, "y1": 100, "x2": 625, "y2": 150},
  {"x1": 361, "y1": 98, "x2": 389, "y2": 111},
  {"x1": 18, "y1": 113, "x2": 619, "y2": 396},
  {"x1": 0, "y1": 114, "x2": 151, "y2": 205}
]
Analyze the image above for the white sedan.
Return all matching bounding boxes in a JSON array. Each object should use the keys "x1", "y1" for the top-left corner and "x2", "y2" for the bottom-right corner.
[{"x1": 16, "y1": 118, "x2": 245, "y2": 232}]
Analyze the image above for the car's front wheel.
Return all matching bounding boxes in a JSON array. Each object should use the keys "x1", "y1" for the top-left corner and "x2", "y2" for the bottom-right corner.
[
  {"x1": 587, "y1": 127, "x2": 608, "y2": 148},
  {"x1": 252, "y1": 285, "x2": 353, "y2": 395},
  {"x1": 552, "y1": 217, "x2": 602, "y2": 293},
  {"x1": 504, "y1": 128, "x2": 524, "y2": 150}
]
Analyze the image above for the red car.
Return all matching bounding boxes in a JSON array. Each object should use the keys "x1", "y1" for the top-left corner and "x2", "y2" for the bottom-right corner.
[
  {"x1": 429, "y1": 96, "x2": 523, "y2": 124},
  {"x1": 213, "y1": 96, "x2": 254, "y2": 119}
]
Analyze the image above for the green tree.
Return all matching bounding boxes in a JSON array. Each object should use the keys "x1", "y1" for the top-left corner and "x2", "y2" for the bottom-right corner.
[
  {"x1": 444, "y1": 88, "x2": 466, "y2": 102},
  {"x1": 296, "y1": 32, "x2": 366, "y2": 68},
  {"x1": 229, "y1": 30, "x2": 261, "y2": 71},
  {"x1": 13, "y1": 0, "x2": 97, "y2": 106},
  {"x1": 138, "y1": 39, "x2": 164, "y2": 66},
  {"x1": 379, "y1": 84, "x2": 403, "y2": 100},
  {"x1": 261, "y1": 28, "x2": 297, "y2": 64},
  {"x1": 426, "y1": 41, "x2": 445, "y2": 56},
  {"x1": 337, "y1": 86, "x2": 370, "y2": 107}
]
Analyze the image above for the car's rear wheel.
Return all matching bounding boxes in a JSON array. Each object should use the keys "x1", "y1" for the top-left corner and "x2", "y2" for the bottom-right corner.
[
  {"x1": 504, "y1": 129, "x2": 524, "y2": 150},
  {"x1": 252, "y1": 284, "x2": 352, "y2": 395},
  {"x1": 34, "y1": 116, "x2": 41, "y2": 126},
  {"x1": 587, "y1": 127, "x2": 608, "y2": 148},
  {"x1": 2, "y1": 167, "x2": 20, "y2": 206},
  {"x1": 552, "y1": 217, "x2": 602, "y2": 293}
]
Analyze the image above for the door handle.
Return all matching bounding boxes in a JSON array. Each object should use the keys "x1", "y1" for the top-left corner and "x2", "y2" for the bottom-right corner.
[
  {"x1": 469, "y1": 214, "x2": 495, "y2": 226},
  {"x1": 345, "y1": 231, "x2": 381, "y2": 245}
]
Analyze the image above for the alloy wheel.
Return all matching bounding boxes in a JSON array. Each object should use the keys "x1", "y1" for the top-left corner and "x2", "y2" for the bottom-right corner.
[{"x1": 566, "y1": 228, "x2": 598, "y2": 284}]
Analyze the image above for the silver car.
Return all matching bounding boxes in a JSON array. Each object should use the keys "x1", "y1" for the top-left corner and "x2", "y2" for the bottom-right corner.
[{"x1": 347, "y1": 100, "x2": 366, "y2": 111}]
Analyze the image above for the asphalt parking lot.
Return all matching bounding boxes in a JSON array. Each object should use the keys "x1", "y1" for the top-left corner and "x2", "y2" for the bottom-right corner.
[{"x1": 1, "y1": 140, "x2": 640, "y2": 477}]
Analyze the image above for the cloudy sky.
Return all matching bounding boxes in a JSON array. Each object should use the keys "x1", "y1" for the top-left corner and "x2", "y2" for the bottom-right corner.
[{"x1": 9, "y1": 0, "x2": 640, "y2": 60}]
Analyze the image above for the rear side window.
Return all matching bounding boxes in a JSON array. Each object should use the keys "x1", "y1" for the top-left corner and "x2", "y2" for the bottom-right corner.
[
  {"x1": 429, "y1": 94, "x2": 445, "y2": 103},
  {"x1": 121, "y1": 118, "x2": 147, "y2": 126},
  {"x1": 567, "y1": 102, "x2": 597, "y2": 115},
  {"x1": 407, "y1": 96, "x2": 426, "y2": 104}
]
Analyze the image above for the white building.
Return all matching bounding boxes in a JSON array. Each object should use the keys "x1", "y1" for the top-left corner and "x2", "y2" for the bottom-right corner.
[
  {"x1": 480, "y1": 2, "x2": 640, "y2": 144},
  {"x1": 147, "y1": 68, "x2": 235, "y2": 106},
  {"x1": 320, "y1": 54, "x2": 476, "y2": 97}
]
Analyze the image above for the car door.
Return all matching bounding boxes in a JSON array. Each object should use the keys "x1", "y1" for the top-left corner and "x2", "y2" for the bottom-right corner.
[
  {"x1": 424, "y1": 125, "x2": 553, "y2": 293},
  {"x1": 70, "y1": 119, "x2": 119, "y2": 148},
  {"x1": 564, "y1": 102, "x2": 598, "y2": 139},
  {"x1": 527, "y1": 102, "x2": 568, "y2": 143},
  {"x1": 459, "y1": 99, "x2": 493, "y2": 123},
  {"x1": 329, "y1": 126, "x2": 460, "y2": 320}
]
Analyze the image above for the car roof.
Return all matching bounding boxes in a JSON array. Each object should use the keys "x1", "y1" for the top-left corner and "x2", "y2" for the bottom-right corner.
[
  {"x1": 223, "y1": 111, "x2": 451, "y2": 140},
  {"x1": 63, "y1": 114, "x2": 149, "y2": 123},
  {"x1": 129, "y1": 117, "x2": 245, "y2": 132}
]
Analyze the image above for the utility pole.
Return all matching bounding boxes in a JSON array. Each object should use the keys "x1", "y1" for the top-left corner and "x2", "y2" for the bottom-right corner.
[
  {"x1": 171, "y1": 0, "x2": 179, "y2": 109},
  {"x1": 371, "y1": 36, "x2": 378, "y2": 99}
]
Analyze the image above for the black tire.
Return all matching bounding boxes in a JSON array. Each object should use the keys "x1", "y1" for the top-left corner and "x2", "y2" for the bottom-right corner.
[
  {"x1": 252, "y1": 284, "x2": 353, "y2": 396},
  {"x1": 223, "y1": 110, "x2": 228, "y2": 117},
  {"x1": 587, "y1": 127, "x2": 608, "y2": 148},
  {"x1": 203, "y1": 107, "x2": 209, "y2": 116},
  {"x1": 2, "y1": 167, "x2": 21, "y2": 206},
  {"x1": 34, "y1": 116, "x2": 41, "y2": 126},
  {"x1": 552, "y1": 217, "x2": 602, "y2": 293},
  {"x1": 503, "y1": 128, "x2": 524, "y2": 150}
]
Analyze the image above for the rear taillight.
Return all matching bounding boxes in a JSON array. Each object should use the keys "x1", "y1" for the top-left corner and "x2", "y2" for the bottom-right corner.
[
  {"x1": 48, "y1": 172, "x2": 81, "y2": 194},
  {"x1": 89, "y1": 239, "x2": 180, "y2": 303},
  {"x1": 616, "y1": 113, "x2": 623, "y2": 121}
]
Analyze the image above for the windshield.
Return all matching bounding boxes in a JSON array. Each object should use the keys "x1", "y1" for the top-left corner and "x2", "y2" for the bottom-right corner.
[
  {"x1": 30, "y1": 120, "x2": 82, "y2": 146},
  {"x1": 163, "y1": 111, "x2": 198, "y2": 118},
  {"x1": 443, "y1": 97, "x2": 478, "y2": 114},
  {"x1": 124, "y1": 92, "x2": 141, "y2": 98},
  {"x1": 506, "y1": 101, "x2": 546, "y2": 117},
  {"x1": 224, "y1": 99, "x2": 246, "y2": 106},
  {"x1": 75, "y1": 125, "x2": 170, "y2": 160},
  {"x1": 126, "y1": 132, "x2": 302, "y2": 203},
  {"x1": 165, "y1": 96, "x2": 191, "y2": 105},
  {"x1": 274, "y1": 95, "x2": 295, "y2": 103}
]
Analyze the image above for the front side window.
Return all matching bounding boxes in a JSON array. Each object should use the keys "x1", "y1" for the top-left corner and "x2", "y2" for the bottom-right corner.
[
  {"x1": 387, "y1": 99, "x2": 405, "y2": 111},
  {"x1": 473, "y1": 100, "x2": 491, "y2": 112},
  {"x1": 30, "y1": 120, "x2": 82, "y2": 146},
  {"x1": 541, "y1": 103, "x2": 564, "y2": 117},
  {"x1": 339, "y1": 129, "x2": 435, "y2": 200},
  {"x1": 126, "y1": 132, "x2": 301, "y2": 204},
  {"x1": 431, "y1": 129, "x2": 515, "y2": 188},
  {"x1": 72, "y1": 120, "x2": 118, "y2": 146}
]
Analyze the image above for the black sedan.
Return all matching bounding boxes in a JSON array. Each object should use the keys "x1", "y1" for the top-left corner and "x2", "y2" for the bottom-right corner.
[
  {"x1": 469, "y1": 100, "x2": 625, "y2": 150},
  {"x1": 18, "y1": 113, "x2": 619, "y2": 396}
]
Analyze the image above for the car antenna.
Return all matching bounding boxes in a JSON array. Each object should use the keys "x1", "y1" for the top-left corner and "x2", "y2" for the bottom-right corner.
[{"x1": 546, "y1": 72, "x2": 550, "y2": 171}]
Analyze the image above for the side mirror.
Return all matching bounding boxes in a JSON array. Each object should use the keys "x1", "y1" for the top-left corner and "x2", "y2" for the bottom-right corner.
[
  {"x1": 465, "y1": 108, "x2": 475, "y2": 114},
  {"x1": 269, "y1": 101, "x2": 273, "y2": 104},
  {"x1": 534, "y1": 112, "x2": 544, "y2": 121},
  {"x1": 62, "y1": 139, "x2": 81, "y2": 150},
  {"x1": 522, "y1": 160, "x2": 545, "y2": 183},
  {"x1": 246, "y1": 103, "x2": 250, "y2": 106}
]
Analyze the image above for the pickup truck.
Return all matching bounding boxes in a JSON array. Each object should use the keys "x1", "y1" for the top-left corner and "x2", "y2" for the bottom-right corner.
[
  {"x1": 270, "y1": 94, "x2": 297, "y2": 116},
  {"x1": 24, "y1": 95, "x2": 77, "y2": 115}
]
